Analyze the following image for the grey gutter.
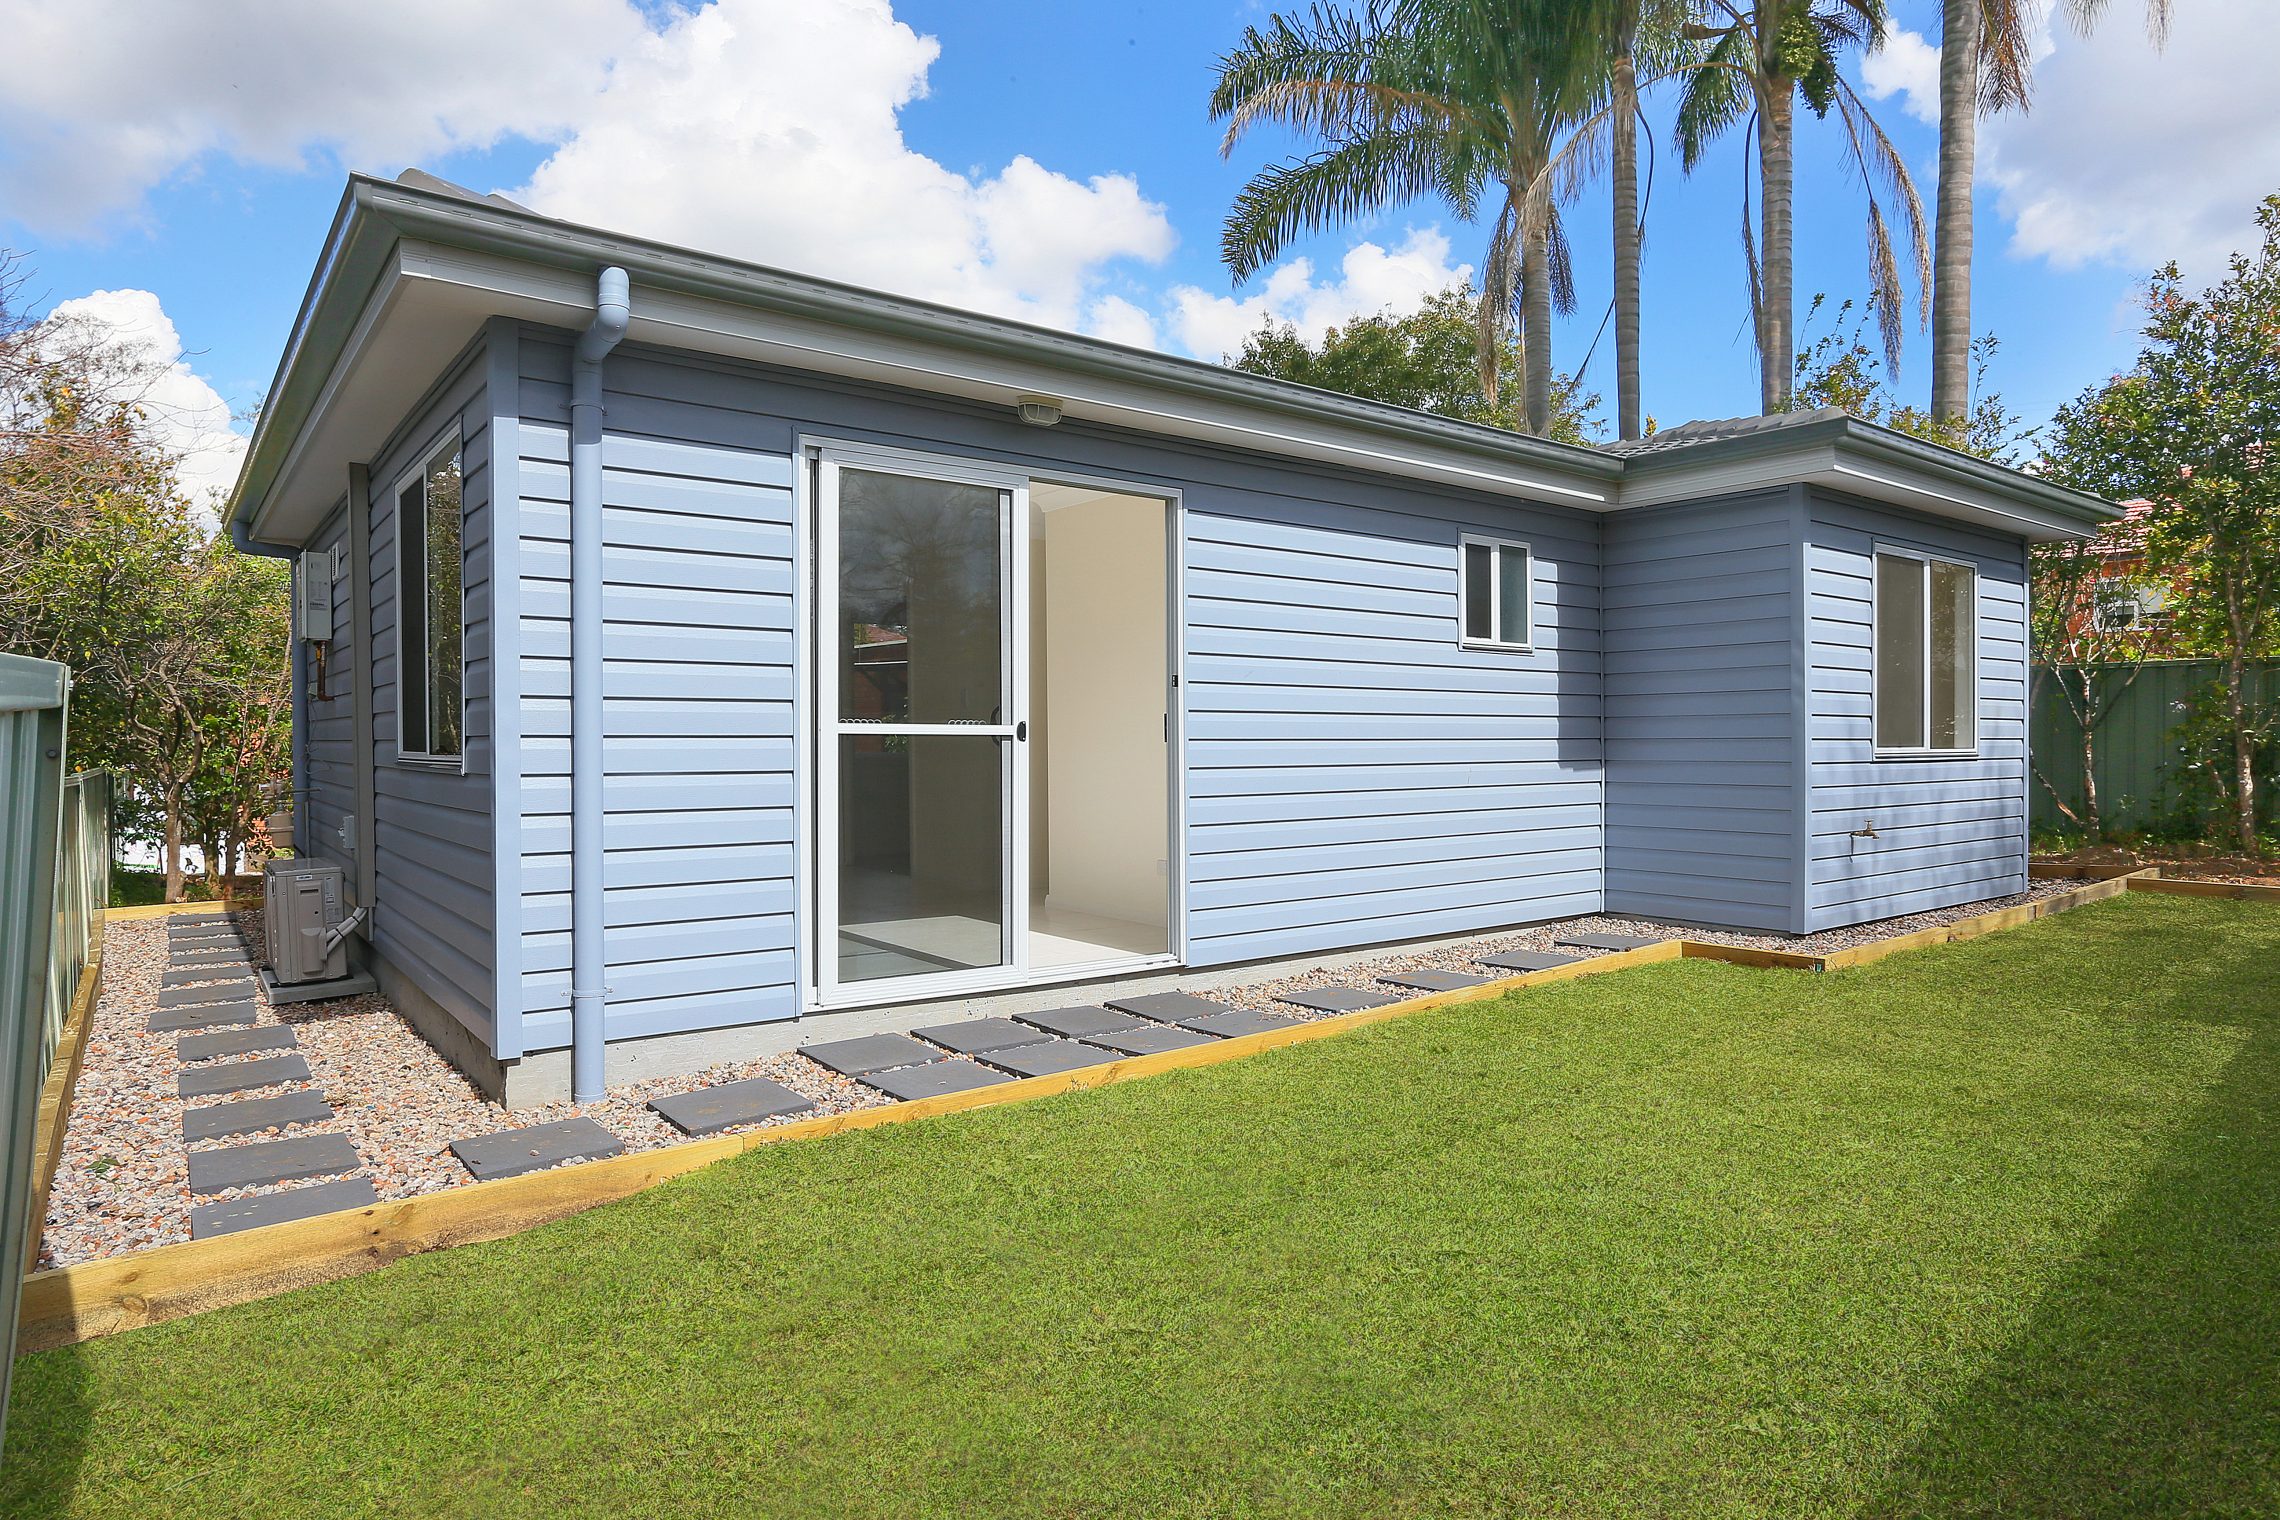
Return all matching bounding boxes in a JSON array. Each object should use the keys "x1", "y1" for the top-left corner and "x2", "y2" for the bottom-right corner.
[{"x1": 1618, "y1": 411, "x2": 2119, "y2": 528}]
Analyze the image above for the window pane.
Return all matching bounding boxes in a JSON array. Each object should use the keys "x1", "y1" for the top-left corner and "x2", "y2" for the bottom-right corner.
[
  {"x1": 397, "y1": 479, "x2": 429, "y2": 756},
  {"x1": 1929, "y1": 560, "x2": 1975, "y2": 750},
  {"x1": 837, "y1": 733, "x2": 1007, "y2": 982},
  {"x1": 838, "y1": 468, "x2": 1004, "y2": 724},
  {"x1": 1462, "y1": 542, "x2": 1492, "y2": 641},
  {"x1": 1497, "y1": 546, "x2": 1530, "y2": 644},
  {"x1": 1875, "y1": 554, "x2": 1926, "y2": 750},
  {"x1": 424, "y1": 446, "x2": 464, "y2": 757}
]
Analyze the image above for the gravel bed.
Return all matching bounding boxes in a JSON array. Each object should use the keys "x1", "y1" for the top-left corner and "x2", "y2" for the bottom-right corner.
[
  {"x1": 39, "y1": 882, "x2": 2078, "y2": 1269},
  {"x1": 39, "y1": 911, "x2": 889, "y2": 1270}
]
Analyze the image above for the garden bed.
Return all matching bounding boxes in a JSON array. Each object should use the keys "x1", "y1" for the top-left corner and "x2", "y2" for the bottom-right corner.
[{"x1": 2034, "y1": 842, "x2": 2279, "y2": 887}]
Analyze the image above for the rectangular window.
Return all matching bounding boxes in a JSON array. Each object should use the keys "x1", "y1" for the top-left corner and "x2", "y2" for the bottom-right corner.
[
  {"x1": 1459, "y1": 535, "x2": 1532, "y2": 650},
  {"x1": 395, "y1": 435, "x2": 464, "y2": 761},
  {"x1": 1874, "y1": 548, "x2": 1975, "y2": 755}
]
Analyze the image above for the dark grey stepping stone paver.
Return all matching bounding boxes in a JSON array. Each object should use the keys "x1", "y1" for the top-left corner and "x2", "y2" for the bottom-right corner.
[
  {"x1": 1276, "y1": 986, "x2": 1400, "y2": 1015},
  {"x1": 182, "y1": 1090, "x2": 333, "y2": 1142},
  {"x1": 165, "y1": 949, "x2": 247, "y2": 966},
  {"x1": 1104, "y1": 991, "x2": 1233, "y2": 1023},
  {"x1": 1551, "y1": 930, "x2": 1667, "y2": 952},
  {"x1": 1378, "y1": 968, "x2": 1497, "y2": 992},
  {"x1": 162, "y1": 964, "x2": 253, "y2": 987},
  {"x1": 798, "y1": 1032, "x2": 943, "y2": 1077},
  {"x1": 1182, "y1": 1008, "x2": 1304, "y2": 1039},
  {"x1": 1014, "y1": 1005, "x2": 1144, "y2": 1040},
  {"x1": 169, "y1": 927, "x2": 243, "y2": 943},
  {"x1": 861, "y1": 1059, "x2": 1013, "y2": 1102},
  {"x1": 178, "y1": 1053, "x2": 312, "y2": 1099},
  {"x1": 158, "y1": 980, "x2": 257, "y2": 1008},
  {"x1": 450, "y1": 1117, "x2": 624, "y2": 1181},
  {"x1": 186, "y1": 1132, "x2": 362, "y2": 1195},
  {"x1": 979, "y1": 1041, "x2": 1112, "y2": 1079},
  {"x1": 909, "y1": 1016, "x2": 1050, "y2": 1056},
  {"x1": 189, "y1": 1178, "x2": 378, "y2": 1239},
  {"x1": 647, "y1": 1077, "x2": 815, "y2": 1136},
  {"x1": 1476, "y1": 949, "x2": 1584, "y2": 973},
  {"x1": 1082, "y1": 1024, "x2": 1217, "y2": 1057},
  {"x1": 148, "y1": 1000, "x2": 258, "y2": 1033},
  {"x1": 179, "y1": 1024, "x2": 299, "y2": 1062}
]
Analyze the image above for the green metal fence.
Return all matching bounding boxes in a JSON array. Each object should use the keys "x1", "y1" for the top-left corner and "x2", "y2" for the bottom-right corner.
[
  {"x1": 2030, "y1": 658, "x2": 2280, "y2": 835},
  {"x1": 0, "y1": 652, "x2": 110, "y2": 1446}
]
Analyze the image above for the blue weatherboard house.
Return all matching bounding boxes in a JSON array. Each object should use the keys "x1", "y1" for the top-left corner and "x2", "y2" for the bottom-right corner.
[{"x1": 227, "y1": 173, "x2": 2118, "y2": 1105}]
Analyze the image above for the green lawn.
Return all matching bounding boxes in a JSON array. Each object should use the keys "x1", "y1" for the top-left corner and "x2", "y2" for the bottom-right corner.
[{"x1": 9, "y1": 892, "x2": 2278, "y2": 1518}]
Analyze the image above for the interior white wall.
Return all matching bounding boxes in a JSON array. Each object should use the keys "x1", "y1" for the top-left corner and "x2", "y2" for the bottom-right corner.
[{"x1": 1035, "y1": 486, "x2": 1169, "y2": 933}]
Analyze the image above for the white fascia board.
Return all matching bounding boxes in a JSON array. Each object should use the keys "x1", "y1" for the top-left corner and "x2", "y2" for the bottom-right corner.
[
  {"x1": 1615, "y1": 437, "x2": 2098, "y2": 542},
  {"x1": 391, "y1": 246, "x2": 1617, "y2": 509}
]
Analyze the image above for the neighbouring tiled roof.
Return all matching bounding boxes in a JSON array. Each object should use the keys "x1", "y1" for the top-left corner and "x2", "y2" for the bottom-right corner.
[{"x1": 1601, "y1": 407, "x2": 1853, "y2": 457}]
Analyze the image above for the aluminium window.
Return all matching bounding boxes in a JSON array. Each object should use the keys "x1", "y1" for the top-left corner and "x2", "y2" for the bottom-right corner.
[
  {"x1": 1459, "y1": 535, "x2": 1532, "y2": 650},
  {"x1": 1873, "y1": 547, "x2": 1976, "y2": 755},
  {"x1": 395, "y1": 433, "x2": 465, "y2": 762}
]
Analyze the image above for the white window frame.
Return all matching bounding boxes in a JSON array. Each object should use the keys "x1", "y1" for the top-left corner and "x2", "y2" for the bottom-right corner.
[
  {"x1": 1458, "y1": 533, "x2": 1534, "y2": 652},
  {"x1": 391, "y1": 426, "x2": 468, "y2": 770},
  {"x1": 1871, "y1": 544, "x2": 1979, "y2": 760}
]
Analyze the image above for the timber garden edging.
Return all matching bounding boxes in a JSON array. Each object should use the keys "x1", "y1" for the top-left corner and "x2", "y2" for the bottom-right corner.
[{"x1": 13, "y1": 870, "x2": 2221, "y2": 1353}]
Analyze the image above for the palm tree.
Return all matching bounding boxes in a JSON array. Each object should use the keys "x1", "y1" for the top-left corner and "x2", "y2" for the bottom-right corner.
[
  {"x1": 1210, "y1": 1, "x2": 1599, "y2": 436},
  {"x1": 1676, "y1": 0, "x2": 1929, "y2": 413},
  {"x1": 1930, "y1": 0, "x2": 2170, "y2": 422}
]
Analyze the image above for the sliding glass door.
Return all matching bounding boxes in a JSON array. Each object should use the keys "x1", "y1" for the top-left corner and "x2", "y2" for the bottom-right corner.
[{"x1": 816, "y1": 452, "x2": 1026, "y2": 998}]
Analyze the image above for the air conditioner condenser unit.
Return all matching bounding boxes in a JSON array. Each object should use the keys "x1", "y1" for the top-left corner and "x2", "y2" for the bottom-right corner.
[{"x1": 261, "y1": 858, "x2": 374, "y2": 999}]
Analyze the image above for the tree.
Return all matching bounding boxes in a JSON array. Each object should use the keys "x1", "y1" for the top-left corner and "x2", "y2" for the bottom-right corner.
[
  {"x1": 2025, "y1": 531, "x2": 2160, "y2": 836},
  {"x1": 2041, "y1": 198, "x2": 2280, "y2": 854},
  {"x1": 1930, "y1": 0, "x2": 2169, "y2": 423},
  {"x1": 1231, "y1": 284, "x2": 1604, "y2": 442},
  {"x1": 1210, "y1": 0, "x2": 1600, "y2": 436},
  {"x1": 1675, "y1": 0, "x2": 1928, "y2": 413},
  {"x1": 1789, "y1": 293, "x2": 2028, "y2": 460},
  {"x1": 0, "y1": 250, "x2": 291, "y2": 898}
]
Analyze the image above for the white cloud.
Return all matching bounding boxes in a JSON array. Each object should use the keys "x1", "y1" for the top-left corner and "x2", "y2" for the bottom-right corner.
[
  {"x1": 1165, "y1": 228, "x2": 1474, "y2": 360},
  {"x1": 0, "y1": 0, "x2": 647, "y2": 233},
  {"x1": 1084, "y1": 295, "x2": 1159, "y2": 350},
  {"x1": 512, "y1": 0, "x2": 1174, "y2": 329},
  {"x1": 1859, "y1": 26, "x2": 1942, "y2": 125},
  {"x1": 1982, "y1": 0, "x2": 2280, "y2": 279},
  {"x1": 41, "y1": 289, "x2": 247, "y2": 513}
]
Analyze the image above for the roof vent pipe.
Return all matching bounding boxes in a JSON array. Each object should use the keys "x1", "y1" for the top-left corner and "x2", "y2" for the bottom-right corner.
[{"x1": 570, "y1": 266, "x2": 629, "y2": 1104}]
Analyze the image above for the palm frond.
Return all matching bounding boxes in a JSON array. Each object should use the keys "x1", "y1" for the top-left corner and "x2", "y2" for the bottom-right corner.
[
  {"x1": 1740, "y1": 114, "x2": 1763, "y2": 365},
  {"x1": 1221, "y1": 129, "x2": 1459, "y2": 279},
  {"x1": 1210, "y1": 8, "x2": 1484, "y2": 156},
  {"x1": 1548, "y1": 206, "x2": 1578, "y2": 318},
  {"x1": 1673, "y1": 28, "x2": 1755, "y2": 170},
  {"x1": 1865, "y1": 203, "x2": 1906, "y2": 376},
  {"x1": 1977, "y1": 0, "x2": 2042, "y2": 114},
  {"x1": 1832, "y1": 78, "x2": 1932, "y2": 314},
  {"x1": 1478, "y1": 190, "x2": 1523, "y2": 402}
]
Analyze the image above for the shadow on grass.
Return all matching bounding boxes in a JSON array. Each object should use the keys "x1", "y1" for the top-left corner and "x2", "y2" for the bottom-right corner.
[
  {"x1": 1861, "y1": 923, "x2": 2280, "y2": 1518},
  {"x1": 4, "y1": 1333, "x2": 92, "y2": 1504}
]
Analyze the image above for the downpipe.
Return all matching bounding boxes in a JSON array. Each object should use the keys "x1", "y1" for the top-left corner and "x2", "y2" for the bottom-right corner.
[{"x1": 570, "y1": 267, "x2": 630, "y2": 1104}]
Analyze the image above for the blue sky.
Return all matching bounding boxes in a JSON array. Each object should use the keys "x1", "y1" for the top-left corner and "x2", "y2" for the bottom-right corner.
[{"x1": 5, "y1": 0, "x2": 2272, "y2": 504}]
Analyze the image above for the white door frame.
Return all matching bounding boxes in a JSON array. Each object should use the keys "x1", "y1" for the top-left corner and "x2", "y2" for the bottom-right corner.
[{"x1": 796, "y1": 437, "x2": 1182, "y2": 1015}]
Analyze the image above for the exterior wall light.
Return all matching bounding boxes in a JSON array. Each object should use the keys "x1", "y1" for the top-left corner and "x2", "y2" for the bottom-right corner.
[{"x1": 1016, "y1": 395, "x2": 1064, "y2": 426}]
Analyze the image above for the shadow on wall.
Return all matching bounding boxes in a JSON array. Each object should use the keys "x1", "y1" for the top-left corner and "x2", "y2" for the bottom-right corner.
[{"x1": 1860, "y1": 923, "x2": 2280, "y2": 1518}]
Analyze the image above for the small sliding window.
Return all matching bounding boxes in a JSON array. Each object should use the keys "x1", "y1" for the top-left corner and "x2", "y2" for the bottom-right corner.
[
  {"x1": 1459, "y1": 535, "x2": 1532, "y2": 651},
  {"x1": 394, "y1": 433, "x2": 465, "y2": 764},
  {"x1": 1873, "y1": 547, "x2": 1976, "y2": 756}
]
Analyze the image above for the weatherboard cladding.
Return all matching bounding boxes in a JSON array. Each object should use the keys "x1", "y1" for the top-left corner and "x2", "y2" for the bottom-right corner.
[
  {"x1": 1600, "y1": 490, "x2": 1801, "y2": 933},
  {"x1": 490, "y1": 332, "x2": 1604, "y2": 1053},
  {"x1": 1802, "y1": 489, "x2": 2029, "y2": 930},
  {"x1": 295, "y1": 342, "x2": 497, "y2": 1047}
]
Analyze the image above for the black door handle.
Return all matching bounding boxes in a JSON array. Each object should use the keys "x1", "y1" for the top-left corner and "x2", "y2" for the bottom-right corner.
[{"x1": 1016, "y1": 721, "x2": 1028, "y2": 742}]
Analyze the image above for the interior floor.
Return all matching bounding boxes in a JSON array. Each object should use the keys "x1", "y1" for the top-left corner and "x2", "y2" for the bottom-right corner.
[{"x1": 838, "y1": 868, "x2": 1167, "y2": 984}]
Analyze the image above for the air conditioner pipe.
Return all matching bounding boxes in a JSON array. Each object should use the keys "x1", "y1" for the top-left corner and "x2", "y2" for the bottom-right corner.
[{"x1": 570, "y1": 266, "x2": 630, "y2": 1105}]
